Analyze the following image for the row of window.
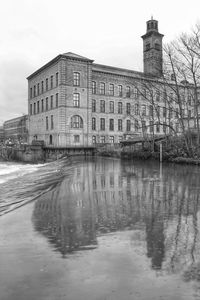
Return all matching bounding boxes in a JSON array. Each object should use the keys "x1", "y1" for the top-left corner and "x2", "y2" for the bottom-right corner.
[
  {"x1": 92, "y1": 100, "x2": 131, "y2": 114},
  {"x1": 91, "y1": 125, "x2": 178, "y2": 144},
  {"x1": 92, "y1": 81, "x2": 196, "y2": 105},
  {"x1": 92, "y1": 135, "x2": 122, "y2": 144},
  {"x1": 91, "y1": 118, "x2": 180, "y2": 133},
  {"x1": 30, "y1": 94, "x2": 59, "y2": 115},
  {"x1": 68, "y1": 115, "x2": 178, "y2": 133},
  {"x1": 91, "y1": 118, "x2": 131, "y2": 132},
  {"x1": 92, "y1": 100, "x2": 192, "y2": 118},
  {"x1": 92, "y1": 81, "x2": 134, "y2": 97},
  {"x1": 30, "y1": 73, "x2": 59, "y2": 99},
  {"x1": 30, "y1": 72, "x2": 82, "y2": 99},
  {"x1": 91, "y1": 82, "x2": 171, "y2": 102},
  {"x1": 46, "y1": 115, "x2": 54, "y2": 130},
  {"x1": 72, "y1": 134, "x2": 122, "y2": 145}
]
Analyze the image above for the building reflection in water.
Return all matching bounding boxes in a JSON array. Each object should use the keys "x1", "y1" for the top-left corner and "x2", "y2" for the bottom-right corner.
[
  {"x1": 33, "y1": 163, "x2": 97, "y2": 257},
  {"x1": 32, "y1": 157, "x2": 200, "y2": 276}
]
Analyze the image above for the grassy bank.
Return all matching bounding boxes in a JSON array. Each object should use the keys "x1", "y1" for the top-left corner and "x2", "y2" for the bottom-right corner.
[{"x1": 97, "y1": 147, "x2": 200, "y2": 165}]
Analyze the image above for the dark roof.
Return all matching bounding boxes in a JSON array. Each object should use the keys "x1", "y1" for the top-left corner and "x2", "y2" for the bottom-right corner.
[
  {"x1": 92, "y1": 63, "x2": 162, "y2": 81},
  {"x1": 92, "y1": 63, "x2": 145, "y2": 79},
  {"x1": 141, "y1": 31, "x2": 164, "y2": 39}
]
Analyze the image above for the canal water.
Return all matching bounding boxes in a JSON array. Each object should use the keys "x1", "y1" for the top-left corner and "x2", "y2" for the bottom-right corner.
[{"x1": 1, "y1": 157, "x2": 200, "y2": 299}]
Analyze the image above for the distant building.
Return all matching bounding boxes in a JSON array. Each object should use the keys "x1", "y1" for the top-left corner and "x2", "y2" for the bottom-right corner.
[
  {"x1": 27, "y1": 18, "x2": 194, "y2": 147},
  {"x1": 0, "y1": 126, "x2": 4, "y2": 143},
  {"x1": 3, "y1": 115, "x2": 29, "y2": 143}
]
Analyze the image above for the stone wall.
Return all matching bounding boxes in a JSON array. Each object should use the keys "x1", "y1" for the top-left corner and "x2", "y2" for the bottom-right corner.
[{"x1": 0, "y1": 145, "x2": 45, "y2": 163}]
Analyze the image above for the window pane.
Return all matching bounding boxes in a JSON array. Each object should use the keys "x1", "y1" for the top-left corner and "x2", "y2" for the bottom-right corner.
[
  {"x1": 92, "y1": 136, "x2": 96, "y2": 144},
  {"x1": 92, "y1": 81, "x2": 96, "y2": 94},
  {"x1": 109, "y1": 119, "x2": 114, "y2": 131},
  {"x1": 74, "y1": 135, "x2": 80, "y2": 142},
  {"x1": 100, "y1": 136, "x2": 105, "y2": 143},
  {"x1": 135, "y1": 104, "x2": 139, "y2": 115},
  {"x1": 141, "y1": 105, "x2": 146, "y2": 116},
  {"x1": 109, "y1": 84, "x2": 114, "y2": 96},
  {"x1": 46, "y1": 78, "x2": 48, "y2": 91},
  {"x1": 51, "y1": 75, "x2": 53, "y2": 89},
  {"x1": 73, "y1": 72, "x2": 80, "y2": 86},
  {"x1": 71, "y1": 115, "x2": 83, "y2": 128},
  {"x1": 46, "y1": 116, "x2": 48, "y2": 130},
  {"x1": 51, "y1": 95, "x2": 53, "y2": 109},
  {"x1": 126, "y1": 120, "x2": 131, "y2": 131},
  {"x1": 56, "y1": 73, "x2": 59, "y2": 86},
  {"x1": 56, "y1": 94, "x2": 58, "y2": 107},
  {"x1": 118, "y1": 102, "x2": 122, "y2": 114},
  {"x1": 118, "y1": 119, "x2": 123, "y2": 131},
  {"x1": 92, "y1": 99, "x2": 96, "y2": 112},
  {"x1": 37, "y1": 83, "x2": 40, "y2": 95},
  {"x1": 118, "y1": 85, "x2": 122, "y2": 97},
  {"x1": 46, "y1": 97, "x2": 48, "y2": 110},
  {"x1": 92, "y1": 118, "x2": 96, "y2": 130},
  {"x1": 37, "y1": 101, "x2": 40, "y2": 113},
  {"x1": 73, "y1": 93, "x2": 80, "y2": 107},
  {"x1": 126, "y1": 86, "x2": 130, "y2": 98},
  {"x1": 51, "y1": 115, "x2": 54, "y2": 129},
  {"x1": 100, "y1": 100, "x2": 105, "y2": 113},
  {"x1": 100, "y1": 82, "x2": 105, "y2": 95},
  {"x1": 100, "y1": 118, "x2": 105, "y2": 130},
  {"x1": 126, "y1": 103, "x2": 131, "y2": 115},
  {"x1": 109, "y1": 136, "x2": 114, "y2": 143},
  {"x1": 109, "y1": 101, "x2": 114, "y2": 113}
]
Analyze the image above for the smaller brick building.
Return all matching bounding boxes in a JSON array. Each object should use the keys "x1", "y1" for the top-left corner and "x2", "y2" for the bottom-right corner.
[
  {"x1": 3, "y1": 115, "x2": 28, "y2": 143},
  {"x1": 0, "y1": 126, "x2": 4, "y2": 143}
]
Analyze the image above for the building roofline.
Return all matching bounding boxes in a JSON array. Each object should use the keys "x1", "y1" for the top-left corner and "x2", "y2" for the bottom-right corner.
[
  {"x1": 27, "y1": 55, "x2": 62, "y2": 80},
  {"x1": 92, "y1": 63, "x2": 161, "y2": 81},
  {"x1": 141, "y1": 32, "x2": 164, "y2": 39},
  {"x1": 27, "y1": 53, "x2": 94, "y2": 80},
  {"x1": 3, "y1": 115, "x2": 28, "y2": 124}
]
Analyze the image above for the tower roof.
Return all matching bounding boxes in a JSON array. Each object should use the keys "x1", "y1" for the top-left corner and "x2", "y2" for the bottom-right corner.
[{"x1": 141, "y1": 18, "x2": 164, "y2": 39}]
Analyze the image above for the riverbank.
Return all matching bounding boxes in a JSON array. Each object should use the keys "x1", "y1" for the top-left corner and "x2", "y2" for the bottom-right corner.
[
  {"x1": 2, "y1": 141, "x2": 200, "y2": 166},
  {"x1": 98, "y1": 149, "x2": 200, "y2": 165}
]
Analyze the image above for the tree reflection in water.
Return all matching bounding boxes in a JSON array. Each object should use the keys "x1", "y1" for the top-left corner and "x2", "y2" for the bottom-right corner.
[{"x1": 32, "y1": 157, "x2": 200, "y2": 280}]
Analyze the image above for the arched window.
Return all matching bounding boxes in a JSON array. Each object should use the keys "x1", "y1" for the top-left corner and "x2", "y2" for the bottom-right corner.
[
  {"x1": 155, "y1": 43, "x2": 160, "y2": 50},
  {"x1": 71, "y1": 115, "x2": 83, "y2": 129}
]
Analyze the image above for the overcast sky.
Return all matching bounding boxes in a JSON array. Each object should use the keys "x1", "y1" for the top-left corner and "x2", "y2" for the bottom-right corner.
[{"x1": 0, "y1": 0, "x2": 200, "y2": 124}]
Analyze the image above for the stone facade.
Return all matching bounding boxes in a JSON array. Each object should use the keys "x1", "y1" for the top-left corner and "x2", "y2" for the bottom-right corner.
[
  {"x1": 28, "y1": 53, "x2": 93, "y2": 147},
  {"x1": 27, "y1": 19, "x2": 193, "y2": 147}
]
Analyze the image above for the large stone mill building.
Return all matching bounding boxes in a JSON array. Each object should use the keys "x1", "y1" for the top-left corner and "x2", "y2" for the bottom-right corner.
[{"x1": 28, "y1": 18, "x2": 188, "y2": 147}]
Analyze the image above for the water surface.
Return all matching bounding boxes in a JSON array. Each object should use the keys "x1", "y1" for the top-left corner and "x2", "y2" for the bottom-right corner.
[{"x1": 1, "y1": 157, "x2": 200, "y2": 300}]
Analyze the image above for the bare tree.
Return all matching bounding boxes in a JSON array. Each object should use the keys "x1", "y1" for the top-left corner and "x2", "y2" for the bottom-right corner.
[{"x1": 122, "y1": 24, "x2": 200, "y2": 157}]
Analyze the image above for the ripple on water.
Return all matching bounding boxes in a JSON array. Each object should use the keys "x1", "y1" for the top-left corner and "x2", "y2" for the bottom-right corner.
[{"x1": 0, "y1": 157, "x2": 75, "y2": 215}]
